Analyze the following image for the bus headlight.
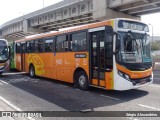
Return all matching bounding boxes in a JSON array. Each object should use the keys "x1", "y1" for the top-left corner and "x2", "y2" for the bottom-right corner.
[
  {"x1": 124, "y1": 74, "x2": 130, "y2": 80},
  {"x1": 118, "y1": 71, "x2": 123, "y2": 77},
  {"x1": 118, "y1": 70, "x2": 130, "y2": 80}
]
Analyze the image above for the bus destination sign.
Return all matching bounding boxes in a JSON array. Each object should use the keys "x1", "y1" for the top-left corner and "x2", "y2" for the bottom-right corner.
[{"x1": 118, "y1": 20, "x2": 149, "y2": 32}]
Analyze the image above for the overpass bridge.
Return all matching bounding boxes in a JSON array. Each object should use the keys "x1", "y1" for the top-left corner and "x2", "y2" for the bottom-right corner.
[{"x1": 0, "y1": 0, "x2": 160, "y2": 41}]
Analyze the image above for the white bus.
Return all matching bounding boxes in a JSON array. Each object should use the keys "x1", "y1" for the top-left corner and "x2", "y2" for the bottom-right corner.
[
  {"x1": 15, "y1": 18, "x2": 153, "y2": 90},
  {"x1": 0, "y1": 39, "x2": 10, "y2": 74}
]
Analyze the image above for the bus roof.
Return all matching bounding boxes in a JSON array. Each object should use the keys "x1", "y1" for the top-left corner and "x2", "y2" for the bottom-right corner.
[
  {"x1": 16, "y1": 19, "x2": 114, "y2": 43},
  {"x1": 16, "y1": 18, "x2": 145, "y2": 43}
]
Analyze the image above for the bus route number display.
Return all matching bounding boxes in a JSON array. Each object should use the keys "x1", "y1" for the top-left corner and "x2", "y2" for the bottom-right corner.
[{"x1": 118, "y1": 20, "x2": 149, "y2": 32}]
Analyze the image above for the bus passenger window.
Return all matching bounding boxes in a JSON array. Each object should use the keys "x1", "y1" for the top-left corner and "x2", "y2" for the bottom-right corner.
[
  {"x1": 45, "y1": 39, "x2": 53, "y2": 52},
  {"x1": 35, "y1": 39, "x2": 44, "y2": 53},
  {"x1": 21, "y1": 43, "x2": 26, "y2": 53},
  {"x1": 71, "y1": 32, "x2": 87, "y2": 51},
  {"x1": 56, "y1": 35, "x2": 68, "y2": 52},
  {"x1": 16, "y1": 43, "x2": 21, "y2": 53},
  {"x1": 26, "y1": 41, "x2": 34, "y2": 53}
]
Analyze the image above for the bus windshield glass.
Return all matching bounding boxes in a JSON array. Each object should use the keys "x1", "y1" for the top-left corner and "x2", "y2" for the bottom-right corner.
[
  {"x1": 116, "y1": 32, "x2": 152, "y2": 63},
  {"x1": 0, "y1": 44, "x2": 9, "y2": 61}
]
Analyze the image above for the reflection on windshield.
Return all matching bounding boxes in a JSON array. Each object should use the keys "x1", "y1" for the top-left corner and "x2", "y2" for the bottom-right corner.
[
  {"x1": 0, "y1": 45, "x2": 9, "y2": 61},
  {"x1": 116, "y1": 32, "x2": 151, "y2": 63}
]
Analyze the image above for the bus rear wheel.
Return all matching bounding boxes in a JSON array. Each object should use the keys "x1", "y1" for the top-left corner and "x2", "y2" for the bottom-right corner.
[
  {"x1": 29, "y1": 65, "x2": 35, "y2": 78},
  {"x1": 77, "y1": 71, "x2": 89, "y2": 91}
]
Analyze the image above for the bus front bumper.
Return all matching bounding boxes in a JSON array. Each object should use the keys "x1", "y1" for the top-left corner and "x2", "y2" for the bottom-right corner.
[{"x1": 115, "y1": 74, "x2": 153, "y2": 91}]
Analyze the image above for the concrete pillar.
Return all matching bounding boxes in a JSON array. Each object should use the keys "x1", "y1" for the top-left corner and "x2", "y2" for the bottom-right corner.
[
  {"x1": 23, "y1": 19, "x2": 28, "y2": 34},
  {"x1": 92, "y1": 0, "x2": 140, "y2": 21},
  {"x1": 92, "y1": 0, "x2": 108, "y2": 20}
]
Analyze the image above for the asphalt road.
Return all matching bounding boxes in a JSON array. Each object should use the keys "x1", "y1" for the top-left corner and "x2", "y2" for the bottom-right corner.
[{"x1": 0, "y1": 70, "x2": 160, "y2": 120}]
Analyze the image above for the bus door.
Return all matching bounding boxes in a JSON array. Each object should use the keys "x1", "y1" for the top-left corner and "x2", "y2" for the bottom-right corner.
[
  {"x1": 21, "y1": 42, "x2": 26, "y2": 71},
  {"x1": 89, "y1": 26, "x2": 113, "y2": 87}
]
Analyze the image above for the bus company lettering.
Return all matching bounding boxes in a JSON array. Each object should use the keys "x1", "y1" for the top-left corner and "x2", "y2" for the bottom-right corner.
[
  {"x1": 27, "y1": 54, "x2": 45, "y2": 75},
  {"x1": 65, "y1": 60, "x2": 70, "y2": 65},
  {"x1": 56, "y1": 59, "x2": 62, "y2": 65},
  {"x1": 83, "y1": 59, "x2": 87, "y2": 65}
]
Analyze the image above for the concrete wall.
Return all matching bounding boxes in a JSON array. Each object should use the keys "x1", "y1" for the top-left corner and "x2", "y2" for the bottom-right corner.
[{"x1": 92, "y1": 0, "x2": 140, "y2": 21}]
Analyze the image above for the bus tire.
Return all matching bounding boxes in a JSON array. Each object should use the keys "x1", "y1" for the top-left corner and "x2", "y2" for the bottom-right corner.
[
  {"x1": 77, "y1": 71, "x2": 89, "y2": 91},
  {"x1": 29, "y1": 65, "x2": 35, "y2": 78}
]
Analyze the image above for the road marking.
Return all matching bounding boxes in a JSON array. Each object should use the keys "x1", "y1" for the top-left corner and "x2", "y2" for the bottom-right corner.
[
  {"x1": 154, "y1": 78, "x2": 160, "y2": 80},
  {"x1": 127, "y1": 117, "x2": 139, "y2": 120},
  {"x1": 138, "y1": 104, "x2": 160, "y2": 111},
  {"x1": 12, "y1": 79, "x2": 22, "y2": 83},
  {"x1": 0, "y1": 96, "x2": 35, "y2": 120},
  {"x1": 100, "y1": 94, "x2": 121, "y2": 101},
  {"x1": 31, "y1": 80, "x2": 38, "y2": 83},
  {"x1": 0, "y1": 80, "x2": 8, "y2": 85},
  {"x1": 76, "y1": 89, "x2": 80, "y2": 91},
  {"x1": 0, "y1": 82, "x2": 3, "y2": 85},
  {"x1": 149, "y1": 84, "x2": 160, "y2": 88}
]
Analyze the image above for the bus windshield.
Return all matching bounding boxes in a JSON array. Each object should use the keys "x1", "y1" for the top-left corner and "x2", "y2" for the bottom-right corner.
[
  {"x1": 0, "y1": 45, "x2": 9, "y2": 61},
  {"x1": 116, "y1": 31, "x2": 152, "y2": 63}
]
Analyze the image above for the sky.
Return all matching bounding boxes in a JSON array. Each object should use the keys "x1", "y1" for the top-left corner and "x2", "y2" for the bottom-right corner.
[{"x1": 0, "y1": 0, "x2": 159, "y2": 35}]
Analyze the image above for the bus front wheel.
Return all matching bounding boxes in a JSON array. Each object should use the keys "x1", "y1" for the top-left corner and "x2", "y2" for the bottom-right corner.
[
  {"x1": 29, "y1": 65, "x2": 35, "y2": 78},
  {"x1": 77, "y1": 71, "x2": 89, "y2": 91}
]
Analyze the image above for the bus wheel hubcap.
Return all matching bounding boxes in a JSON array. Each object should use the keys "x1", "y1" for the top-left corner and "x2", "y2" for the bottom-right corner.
[
  {"x1": 79, "y1": 75, "x2": 86, "y2": 87},
  {"x1": 30, "y1": 67, "x2": 34, "y2": 76}
]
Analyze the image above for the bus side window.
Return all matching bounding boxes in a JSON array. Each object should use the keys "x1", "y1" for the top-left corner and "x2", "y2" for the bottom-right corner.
[
  {"x1": 16, "y1": 43, "x2": 21, "y2": 53},
  {"x1": 70, "y1": 31, "x2": 87, "y2": 52},
  {"x1": 45, "y1": 38, "x2": 54, "y2": 52},
  {"x1": 56, "y1": 35, "x2": 68, "y2": 52},
  {"x1": 21, "y1": 43, "x2": 26, "y2": 53},
  {"x1": 35, "y1": 39, "x2": 44, "y2": 53},
  {"x1": 105, "y1": 32, "x2": 113, "y2": 70},
  {"x1": 26, "y1": 41, "x2": 34, "y2": 53}
]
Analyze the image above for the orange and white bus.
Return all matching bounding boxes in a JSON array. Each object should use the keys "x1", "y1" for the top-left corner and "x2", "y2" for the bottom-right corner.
[
  {"x1": 0, "y1": 39, "x2": 10, "y2": 74},
  {"x1": 15, "y1": 18, "x2": 153, "y2": 91}
]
